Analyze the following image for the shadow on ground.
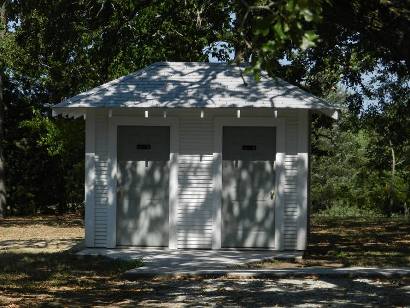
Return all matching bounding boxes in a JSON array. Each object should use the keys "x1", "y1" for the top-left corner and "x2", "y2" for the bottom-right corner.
[
  {"x1": 0, "y1": 214, "x2": 83, "y2": 228},
  {"x1": 0, "y1": 215, "x2": 409, "y2": 306},
  {"x1": 0, "y1": 249, "x2": 408, "y2": 307},
  {"x1": 305, "y1": 216, "x2": 410, "y2": 267}
]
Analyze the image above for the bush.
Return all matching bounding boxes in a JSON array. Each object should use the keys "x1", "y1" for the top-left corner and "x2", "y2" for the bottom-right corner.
[
  {"x1": 311, "y1": 114, "x2": 410, "y2": 217},
  {"x1": 5, "y1": 103, "x2": 84, "y2": 215},
  {"x1": 316, "y1": 203, "x2": 383, "y2": 218}
]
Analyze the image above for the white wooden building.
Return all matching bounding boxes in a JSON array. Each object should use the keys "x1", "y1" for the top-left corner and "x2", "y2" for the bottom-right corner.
[{"x1": 52, "y1": 62, "x2": 338, "y2": 251}]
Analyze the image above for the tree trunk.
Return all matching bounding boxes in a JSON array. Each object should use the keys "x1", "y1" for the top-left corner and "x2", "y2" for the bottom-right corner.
[
  {"x1": 388, "y1": 139, "x2": 396, "y2": 214},
  {"x1": 389, "y1": 139, "x2": 396, "y2": 176},
  {"x1": 0, "y1": 0, "x2": 6, "y2": 218},
  {"x1": 233, "y1": 2, "x2": 248, "y2": 65}
]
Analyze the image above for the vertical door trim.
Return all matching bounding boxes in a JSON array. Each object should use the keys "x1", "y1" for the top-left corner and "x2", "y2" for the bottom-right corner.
[
  {"x1": 213, "y1": 117, "x2": 285, "y2": 250},
  {"x1": 107, "y1": 115, "x2": 179, "y2": 249}
]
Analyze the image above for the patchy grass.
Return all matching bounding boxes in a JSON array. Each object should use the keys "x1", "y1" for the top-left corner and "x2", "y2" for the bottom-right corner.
[
  {"x1": 305, "y1": 215, "x2": 410, "y2": 267},
  {"x1": 0, "y1": 251, "x2": 142, "y2": 304},
  {"x1": 248, "y1": 216, "x2": 410, "y2": 269},
  {"x1": 0, "y1": 215, "x2": 142, "y2": 306},
  {"x1": 0, "y1": 214, "x2": 84, "y2": 252},
  {"x1": 0, "y1": 214, "x2": 409, "y2": 305}
]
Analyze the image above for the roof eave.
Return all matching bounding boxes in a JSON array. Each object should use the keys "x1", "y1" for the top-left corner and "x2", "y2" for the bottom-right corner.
[{"x1": 51, "y1": 104, "x2": 340, "y2": 120}]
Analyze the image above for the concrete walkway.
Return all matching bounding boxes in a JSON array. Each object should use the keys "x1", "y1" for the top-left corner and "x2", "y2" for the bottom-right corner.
[
  {"x1": 78, "y1": 248, "x2": 410, "y2": 279},
  {"x1": 78, "y1": 248, "x2": 298, "y2": 269}
]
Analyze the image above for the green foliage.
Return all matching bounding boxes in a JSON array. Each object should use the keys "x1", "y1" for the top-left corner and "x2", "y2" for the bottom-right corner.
[
  {"x1": 4, "y1": 77, "x2": 84, "y2": 215},
  {"x1": 20, "y1": 110, "x2": 64, "y2": 156},
  {"x1": 231, "y1": 0, "x2": 324, "y2": 73},
  {"x1": 316, "y1": 203, "x2": 382, "y2": 218},
  {"x1": 292, "y1": 1, "x2": 410, "y2": 218},
  {"x1": 3, "y1": 0, "x2": 232, "y2": 215},
  {"x1": 9, "y1": 0, "x2": 232, "y2": 100},
  {"x1": 1, "y1": 0, "x2": 409, "y2": 217},
  {"x1": 311, "y1": 108, "x2": 410, "y2": 216}
]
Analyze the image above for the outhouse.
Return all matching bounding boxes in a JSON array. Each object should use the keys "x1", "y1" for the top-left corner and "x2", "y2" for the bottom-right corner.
[{"x1": 52, "y1": 62, "x2": 338, "y2": 252}]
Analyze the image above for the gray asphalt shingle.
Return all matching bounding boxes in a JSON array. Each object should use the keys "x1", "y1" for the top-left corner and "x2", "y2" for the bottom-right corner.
[{"x1": 53, "y1": 62, "x2": 339, "y2": 117}]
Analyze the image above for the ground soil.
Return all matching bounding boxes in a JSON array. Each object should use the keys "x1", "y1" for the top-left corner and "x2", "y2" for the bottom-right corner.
[
  {"x1": 0, "y1": 214, "x2": 409, "y2": 306},
  {"x1": 0, "y1": 214, "x2": 83, "y2": 252},
  {"x1": 239, "y1": 216, "x2": 410, "y2": 269}
]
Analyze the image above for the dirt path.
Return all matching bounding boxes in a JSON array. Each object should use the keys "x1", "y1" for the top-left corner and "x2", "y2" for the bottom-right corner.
[
  {"x1": 1, "y1": 276, "x2": 408, "y2": 307},
  {"x1": 133, "y1": 277, "x2": 409, "y2": 307}
]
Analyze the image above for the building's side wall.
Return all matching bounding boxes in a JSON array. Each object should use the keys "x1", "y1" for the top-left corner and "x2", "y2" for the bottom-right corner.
[
  {"x1": 296, "y1": 110, "x2": 309, "y2": 250},
  {"x1": 85, "y1": 108, "x2": 309, "y2": 250},
  {"x1": 84, "y1": 111, "x2": 95, "y2": 247},
  {"x1": 94, "y1": 110, "x2": 109, "y2": 247}
]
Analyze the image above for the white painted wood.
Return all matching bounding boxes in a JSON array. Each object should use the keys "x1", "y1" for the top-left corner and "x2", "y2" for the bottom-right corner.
[
  {"x1": 280, "y1": 110, "x2": 303, "y2": 250},
  {"x1": 177, "y1": 116, "x2": 213, "y2": 249},
  {"x1": 107, "y1": 116, "x2": 179, "y2": 249},
  {"x1": 107, "y1": 115, "x2": 117, "y2": 248},
  {"x1": 296, "y1": 110, "x2": 309, "y2": 250},
  {"x1": 212, "y1": 121, "x2": 222, "y2": 249},
  {"x1": 51, "y1": 107, "x2": 88, "y2": 118},
  {"x1": 82, "y1": 107, "x2": 310, "y2": 251},
  {"x1": 213, "y1": 117, "x2": 285, "y2": 250},
  {"x1": 275, "y1": 121, "x2": 286, "y2": 251},
  {"x1": 94, "y1": 110, "x2": 109, "y2": 247},
  {"x1": 169, "y1": 119, "x2": 179, "y2": 250},
  {"x1": 72, "y1": 111, "x2": 84, "y2": 119},
  {"x1": 84, "y1": 111, "x2": 95, "y2": 247}
]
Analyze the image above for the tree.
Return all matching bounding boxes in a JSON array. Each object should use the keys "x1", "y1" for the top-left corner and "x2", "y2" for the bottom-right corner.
[
  {"x1": 252, "y1": 1, "x2": 410, "y2": 215},
  {"x1": 2, "y1": 0, "x2": 409, "y2": 216},
  {"x1": 0, "y1": 0, "x2": 7, "y2": 218},
  {"x1": 9, "y1": 0, "x2": 232, "y2": 98},
  {"x1": 227, "y1": 0, "x2": 323, "y2": 75},
  {"x1": 3, "y1": 0, "x2": 234, "y2": 214}
]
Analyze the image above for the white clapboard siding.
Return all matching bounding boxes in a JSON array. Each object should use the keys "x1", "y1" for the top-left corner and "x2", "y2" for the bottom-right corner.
[
  {"x1": 85, "y1": 108, "x2": 308, "y2": 251},
  {"x1": 94, "y1": 111, "x2": 108, "y2": 247},
  {"x1": 177, "y1": 117, "x2": 214, "y2": 249},
  {"x1": 282, "y1": 112, "x2": 300, "y2": 250}
]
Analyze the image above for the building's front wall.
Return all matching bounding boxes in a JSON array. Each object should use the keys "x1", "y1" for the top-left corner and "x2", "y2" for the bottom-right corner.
[
  {"x1": 178, "y1": 114, "x2": 214, "y2": 248},
  {"x1": 85, "y1": 108, "x2": 309, "y2": 251}
]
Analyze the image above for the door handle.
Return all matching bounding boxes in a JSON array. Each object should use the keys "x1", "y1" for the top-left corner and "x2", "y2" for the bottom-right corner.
[{"x1": 270, "y1": 190, "x2": 275, "y2": 200}]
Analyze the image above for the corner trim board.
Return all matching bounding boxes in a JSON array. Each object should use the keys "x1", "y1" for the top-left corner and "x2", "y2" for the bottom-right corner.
[{"x1": 84, "y1": 111, "x2": 96, "y2": 247}]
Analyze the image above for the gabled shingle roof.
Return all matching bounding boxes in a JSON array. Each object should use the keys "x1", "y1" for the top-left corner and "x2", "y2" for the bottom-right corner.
[{"x1": 53, "y1": 62, "x2": 339, "y2": 118}]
